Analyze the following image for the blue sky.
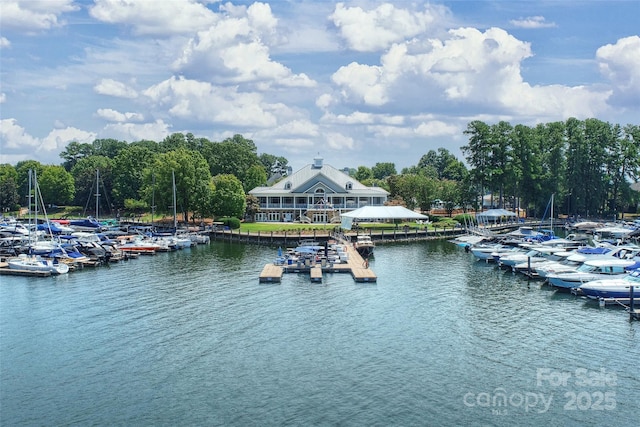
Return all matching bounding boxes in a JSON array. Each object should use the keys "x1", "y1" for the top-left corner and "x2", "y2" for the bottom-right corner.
[{"x1": 1, "y1": 0, "x2": 638, "y2": 172}]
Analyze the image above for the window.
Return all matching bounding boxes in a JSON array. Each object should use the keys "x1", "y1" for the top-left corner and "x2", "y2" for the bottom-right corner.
[{"x1": 346, "y1": 181, "x2": 353, "y2": 190}]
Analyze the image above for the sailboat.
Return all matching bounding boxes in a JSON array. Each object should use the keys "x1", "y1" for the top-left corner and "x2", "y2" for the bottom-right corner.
[
  {"x1": 170, "y1": 170, "x2": 192, "y2": 249},
  {"x1": 8, "y1": 170, "x2": 70, "y2": 274}
]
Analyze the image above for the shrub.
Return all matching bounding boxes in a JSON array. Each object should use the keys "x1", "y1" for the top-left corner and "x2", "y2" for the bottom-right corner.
[{"x1": 219, "y1": 217, "x2": 241, "y2": 229}]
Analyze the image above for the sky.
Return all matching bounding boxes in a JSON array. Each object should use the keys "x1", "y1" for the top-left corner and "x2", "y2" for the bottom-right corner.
[{"x1": 1, "y1": 0, "x2": 639, "y2": 172}]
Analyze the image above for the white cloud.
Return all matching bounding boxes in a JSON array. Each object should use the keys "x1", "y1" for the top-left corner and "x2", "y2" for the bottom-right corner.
[
  {"x1": 1, "y1": 118, "x2": 40, "y2": 149},
  {"x1": 96, "y1": 108, "x2": 144, "y2": 122},
  {"x1": 89, "y1": 0, "x2": 217, "y2": 35},
  {"x1": 596, "y1": 36, "x2": 640, "y2": 106},
  {"x1": 0, "y1": 118, "x2": 95, "y2": 164},
  {"x1": 0, "y1": 37, "x2": 10, "y2": 48},
  {"x1": 0, "y1": 93, "x2": 6, "y2": 103},
  {"x1": 510, "y1": 16, "x2": 556, "y2": 29},
  {"x1": 0, "y1": 0, "x2": 78, "y2": 32},
  {"x1": 321, "y1": 111, "x2": 404, "y2": 126},
  {"x1": 332, "y1": 62, "x2": 388, "y2": 106},
  {"x1": 329, "y1": 2, "x2": 450, "y2": 52},
  {"x1": 414, "y1": 120, "x2": 460, "y2": 137},
  {"x1": 173, "y1": 2, "x2": 315, "y2": 88},
  {"x1": 255, "y1": 120, "x2": 320, "y2": 139},
  {"x1": 143, "y1": 76, "x2": 291, "y2": 128},
  {"x1": 101, "y1": 120, "x2": 171, "y2": 142},
  {"x1": 328, "y1": 25, "x2": 613, "y2": 120},
  {"x1": 94, "y1": 79, "x2": 138, "y2": 99},
  {"x1": 324, "y1": 132, "x2": 355, "y2": 150}
]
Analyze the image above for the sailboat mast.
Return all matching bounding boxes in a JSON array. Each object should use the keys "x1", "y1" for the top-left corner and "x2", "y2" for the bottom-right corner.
[
  {"x1": 551, "y1": 193, "x2": 554, "y2": 230},
  {"x1": 95, "y1": 169, "x2": 100, "y2": 221},
  {"x1": 27, "y1": 169, "x2": 32, "y2": 244},
  {"x1": 172, "y1": 170, "x2": 177, "y2": 232}
]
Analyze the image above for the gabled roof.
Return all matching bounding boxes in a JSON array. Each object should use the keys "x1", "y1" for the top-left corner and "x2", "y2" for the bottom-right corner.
[{"x1": 249, "y1": 160, "x2": 389, "y2": 196}]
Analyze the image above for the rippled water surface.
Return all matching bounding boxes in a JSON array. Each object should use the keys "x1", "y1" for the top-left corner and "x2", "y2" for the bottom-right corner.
[{"x1": 1, "y1": 240, "x2": 638, "y2": 426}]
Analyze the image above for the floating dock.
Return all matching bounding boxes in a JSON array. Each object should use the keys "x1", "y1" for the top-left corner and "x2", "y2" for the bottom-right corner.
[
  {"x1": 0, "y1": 262, "x2": 52, "y2": 277},
  {"x1": 260, "y1": 239, "x2": 377, "y2": 283},
  {"x1": 259, "y1": 263, "x2": 284, "y2": 283}
]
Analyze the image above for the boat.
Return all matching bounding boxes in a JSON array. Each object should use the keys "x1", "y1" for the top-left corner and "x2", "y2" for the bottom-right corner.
[
  {"x1": 546, "y1": 258, "x2": 637, "y2": 289},
  {"x1": 354, "y1": 235, "x2": 375, "y2": 258},
  {"x1": 498, "y1": 247, "x2": 562, "y2": 270},
  {"x1": 116, "y1": 235, "x2": 167, "y2": 254},
  {"x1": 577, "y1": 269, "x2": 640, "y2": 299},
  {"x1": 7, "y1": 254, "x2": 69, "y2": 274},
  {"x1": 69, "y1": 217, "x2": 103, "y2": 232}
]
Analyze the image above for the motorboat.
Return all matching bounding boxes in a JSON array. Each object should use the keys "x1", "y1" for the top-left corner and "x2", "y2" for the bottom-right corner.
[
  {"x1": 470, "y1": 242, "x2": 518, "y2": 262},
  {"x1": 116, "y1": 235, "x2": 168, "y2": 254},
  {"x1": 354, "y1": 235, "x2": 375, "y2": 258},
  {"x1": 498, "y1": 247, "x2": 563, "y2": 270},
  {"x1": 7, "y1": 254, "x2": 69, "y2": 274},
  {"x1": 513, "y1": 250, "x2": 574, "y2": 275},
  {"x1": 546, "y1": 258, "x2": 637, "y2": 289},
  {"x1": 69, "y1": 217, "x2": 103, "y2": 232},
  {"x1": 577, "y1": 269, "x2": 640, "y2": 299}
]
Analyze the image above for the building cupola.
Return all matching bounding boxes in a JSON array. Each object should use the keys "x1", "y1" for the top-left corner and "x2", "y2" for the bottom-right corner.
[{"x1": 312, "y1": 154, "x2": 323, "y2": 169}]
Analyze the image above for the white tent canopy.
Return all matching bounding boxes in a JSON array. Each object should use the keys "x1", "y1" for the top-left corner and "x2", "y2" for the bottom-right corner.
[
  {"x1": 340, "y1": 206, "x2": 428, "y2": 230},
  {"x1": 475, "y1": 208, "x2": 517, "y2": 223}
]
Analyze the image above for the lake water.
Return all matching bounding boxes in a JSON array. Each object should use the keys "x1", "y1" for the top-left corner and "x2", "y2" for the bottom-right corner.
[{"x1": 1, "y1": 239, "x2": 638, "y2": 426}]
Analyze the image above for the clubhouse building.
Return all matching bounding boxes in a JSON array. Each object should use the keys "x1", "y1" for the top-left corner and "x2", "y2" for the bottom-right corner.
[{"x1": 248, "y1": 156, "x2": 389, "y2": 223}]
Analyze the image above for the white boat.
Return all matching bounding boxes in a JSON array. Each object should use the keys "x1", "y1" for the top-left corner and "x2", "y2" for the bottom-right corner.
[
  {"x1": 577, "y1": 269, "x2": 640, "y2": 299},
  {"x1": 513, "y1": 250, "x2": 574, "y2": 275},
  {"x1": 116, "y1": 235, "x2": 167, "y2": 253},
  {"x1": 470, "y1": 243, "x2": 518, "y2": 261},
  {"x1": 498, "y1": 247, "x2": 562, "y2": 270},
  {"x1": 354, "y1": 235, "x2": 375, "y2": 257},
  {"x1": 8, "y1": 254, "x2": 69, "y2": 274},
  {"x1": 546, "y1": 258, "x2": 636, "y2": 289}
]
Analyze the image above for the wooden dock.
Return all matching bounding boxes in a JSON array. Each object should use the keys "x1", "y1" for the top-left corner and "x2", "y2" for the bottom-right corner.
[
  {"x1": 0, "y1": 264, "x2": 52, "y2": 277},
  {"x1": 259, "y1": 263, "x2": 283, "y2": 283},
  {"x1": 310, "y1": 266, "x2": 323, "y2": 283},
  {"x1": 259, "y1": 237, "x2": 377, "y2": 283}
]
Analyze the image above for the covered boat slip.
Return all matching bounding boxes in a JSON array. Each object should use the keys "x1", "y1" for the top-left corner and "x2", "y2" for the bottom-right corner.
[{"x1": 259, "y1": 240, "x2": 377, "y2": 283}]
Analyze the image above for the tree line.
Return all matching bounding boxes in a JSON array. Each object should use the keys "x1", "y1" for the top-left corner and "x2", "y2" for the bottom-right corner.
[{"x1": 0, "y1": 118, "x2": 638, "y2": 221}]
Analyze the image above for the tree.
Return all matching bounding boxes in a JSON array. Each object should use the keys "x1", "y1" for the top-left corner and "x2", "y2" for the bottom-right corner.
[
  {"x1": 159, "y1": 133, "x2": 188, "y2": 152},
  {"x1": 70, "y1": 156, "x2": 115, "y2": 215},
  {"x1": 60, "y1": 141, "x2": 94, "y2": 171},
  {"x1": 259, "y1": 154, "x2": 289, "y2": 178},
  {"x1": 371, "y1": 162, "x2": 396, "y2": 179},
  {"x1": 0, "y1": 164, "x2": 20, "y2": 212},
  {"x1": 244, "y1": 194, "x2": 261, "y2": 222},
  {"x1": 92, "y1": 138, "x2": 128, "y2": 158},
  {"x1": 438, "y1": 179, "x2": 459, "y2": 217},
  {"x1": 141, "y1": 149, "x2": 212, "y2": 223},
  {"x1": 204, "y1": 134, "x2": 261, "y2": 188},
  {"x1": 112, "y1": 145, "x2": 157, "y2": 208},
  {"x1": 462, "y1": 120, "x2": 492, "y2": 207},
  {"x1": 15, "y1": 160, "x2": 44, "y2": 207},
  {"x1": 354, "y1": 166, "x2": 373, "y2": 182},
  {"x1": 212, "y1": 174, "x2": 246, "y2": 218},
  {"x1": 38, "y1": 165, "x2": 75, "y2": 205},
  {"x1": 243, "y1": 164, "x2": 267, "y2": 192}
]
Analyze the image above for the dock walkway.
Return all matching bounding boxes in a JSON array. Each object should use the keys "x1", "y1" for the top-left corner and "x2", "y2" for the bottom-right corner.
[{"x1": 259, "y1": 236, "x2": 377, "y2": 283}]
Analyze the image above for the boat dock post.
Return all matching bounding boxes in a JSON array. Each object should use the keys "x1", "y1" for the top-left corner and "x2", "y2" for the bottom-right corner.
[{"x1": 630, "y1": 286, "x2": 640, "y2": 321}]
